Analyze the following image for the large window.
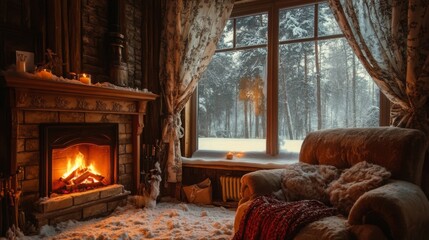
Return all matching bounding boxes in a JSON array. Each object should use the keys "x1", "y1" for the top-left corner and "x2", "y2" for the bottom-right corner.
[{"x1": 195, "y1": 1, "x2": 380, "y2": 156}]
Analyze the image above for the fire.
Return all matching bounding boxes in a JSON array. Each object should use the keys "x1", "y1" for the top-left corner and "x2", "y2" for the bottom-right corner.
[
  {"x1": 53, "y1": 151, "x2": 107, "y2": 194},
  {"x1": 62, "y1": 151, "x2": 101, "y2": 182}
]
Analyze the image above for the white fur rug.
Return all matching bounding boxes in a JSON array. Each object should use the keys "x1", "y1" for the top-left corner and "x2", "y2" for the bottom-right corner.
[{"x1": 7, "y1": 198, "x2": 235, "y2": 240}]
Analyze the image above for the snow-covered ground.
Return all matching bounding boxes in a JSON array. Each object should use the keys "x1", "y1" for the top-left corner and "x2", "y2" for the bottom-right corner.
[{"x1": 7, "y1": 199, "x2": 236, "y2": 240}]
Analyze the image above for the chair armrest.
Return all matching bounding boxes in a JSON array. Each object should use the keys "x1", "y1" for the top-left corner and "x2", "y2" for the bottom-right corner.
[
  {"x1": 239, "y1": 169, "x2": 285, "y2": 205},
  {"x1": 349, "y1": 180, "x2": 429, "y2": 240}
]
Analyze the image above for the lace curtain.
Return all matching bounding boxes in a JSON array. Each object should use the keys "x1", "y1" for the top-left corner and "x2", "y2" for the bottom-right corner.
[
  {"x1": 159, "y1": 0, "x2": 234, "y2": 183},
  {"x1": 328, "y1": 0, "x2": 429, "y2": 134}
]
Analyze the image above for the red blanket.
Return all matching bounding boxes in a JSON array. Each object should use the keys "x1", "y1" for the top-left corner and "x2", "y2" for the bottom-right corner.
[{"x1": 233, "y1": 196, "x2": 337, "y2": 240}]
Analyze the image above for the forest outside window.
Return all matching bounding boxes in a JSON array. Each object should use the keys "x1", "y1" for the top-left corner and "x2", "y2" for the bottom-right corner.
[{"x1": 194, "y1": 1, "x2": 380, "y2": 157}]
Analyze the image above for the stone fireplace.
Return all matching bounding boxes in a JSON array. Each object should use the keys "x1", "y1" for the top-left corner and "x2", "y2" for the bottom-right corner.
[{"x1": 1, "y1": 72, "x2": 157, "y2": 226}]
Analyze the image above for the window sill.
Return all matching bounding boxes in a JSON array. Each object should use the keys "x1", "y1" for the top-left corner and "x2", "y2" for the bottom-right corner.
[{"x1": 183, "y1": 150, "x2": 299, "y2": 171}]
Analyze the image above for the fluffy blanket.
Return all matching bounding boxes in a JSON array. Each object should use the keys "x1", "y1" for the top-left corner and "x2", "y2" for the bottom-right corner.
[{"x1": 233, "y1": 196, "x2": 337, "y2": 240}]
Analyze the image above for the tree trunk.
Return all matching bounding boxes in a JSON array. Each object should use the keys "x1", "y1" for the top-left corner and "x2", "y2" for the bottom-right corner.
[{"x1": 315, "y1": 43, "x2": 322, "y2": 130}]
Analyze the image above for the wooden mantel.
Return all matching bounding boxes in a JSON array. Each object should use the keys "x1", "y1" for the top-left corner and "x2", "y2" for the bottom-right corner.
[{"x1": 1, "y1": 72, "x2": 158, "y2": 194}]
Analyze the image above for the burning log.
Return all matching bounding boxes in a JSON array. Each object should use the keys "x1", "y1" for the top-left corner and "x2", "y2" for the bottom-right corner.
[
  {"x1": 72, "y1": 170, "x2": 92, "y2": 185},
  {"x1": 59, "y1": 167, "x2": 82, "y2": 183}
]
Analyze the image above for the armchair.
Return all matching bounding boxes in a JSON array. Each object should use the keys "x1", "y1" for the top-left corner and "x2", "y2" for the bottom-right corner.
[{"x1": 234, "y1": 127, "x2": 429, "y2": 240}]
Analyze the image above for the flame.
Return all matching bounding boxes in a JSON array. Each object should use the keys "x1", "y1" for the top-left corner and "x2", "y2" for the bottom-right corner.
[{"x1": 61, "y1": 151, "x2": 101, "y2": 182}]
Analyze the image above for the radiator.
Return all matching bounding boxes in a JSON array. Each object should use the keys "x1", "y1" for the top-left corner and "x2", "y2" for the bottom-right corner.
[{"x1": 220, "y1": 176, "x2": 242, "y2": 202}]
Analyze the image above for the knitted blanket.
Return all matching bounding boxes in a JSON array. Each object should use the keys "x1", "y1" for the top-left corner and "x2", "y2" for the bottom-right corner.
[{"x1": 233, "y1": 196, "x2": 337, "y2": 240}]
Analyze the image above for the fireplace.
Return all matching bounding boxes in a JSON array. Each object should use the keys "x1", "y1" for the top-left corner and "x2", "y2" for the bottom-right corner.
[
  {"x1": 2, "y1": 73, "x2": 157, "y2": 226},
  {"x1": 40, "y1": 123, "x2": 118, "y2": 198}
]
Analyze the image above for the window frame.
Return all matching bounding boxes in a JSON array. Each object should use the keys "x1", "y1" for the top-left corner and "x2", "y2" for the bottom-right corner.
[{"x1": 184, "y1": 0, "x2": 390, "y2": 158}]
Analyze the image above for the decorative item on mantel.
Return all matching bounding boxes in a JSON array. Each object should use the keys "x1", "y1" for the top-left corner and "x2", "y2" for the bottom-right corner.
[
  {"x1": 78, "y1": 73, "x2": 91, "y2": 85},
  {"x1": 35, "y1": 49, "x2": 60, "y2": 80},
  {"x1": 226, "y1": 152, "x2": 234, "y2": 160}
]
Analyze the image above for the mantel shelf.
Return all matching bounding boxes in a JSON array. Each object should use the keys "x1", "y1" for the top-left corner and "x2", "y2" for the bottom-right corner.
[{"x1": 2, "y1": 72, "x2": 158, "y2": 102}]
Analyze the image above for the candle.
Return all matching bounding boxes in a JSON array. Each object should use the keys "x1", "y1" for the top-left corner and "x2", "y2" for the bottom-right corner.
[
  {"x1": 78, "y1": 73, "x2": 91, "y2": 85},
  {"x1": 226, "y1": 152, "x2": 234, "y2": 160},
  {"x1": 38, "y1": 69, "x2": 53, "y2": 79},
  {"x1": 17, "y1": 61, "x2": 26, "y2": 72}
]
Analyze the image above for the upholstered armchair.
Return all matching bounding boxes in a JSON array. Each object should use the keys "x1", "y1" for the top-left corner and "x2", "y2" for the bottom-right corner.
[{"x1": 234, "y1": 127, "x2": 429, "y2": 240}]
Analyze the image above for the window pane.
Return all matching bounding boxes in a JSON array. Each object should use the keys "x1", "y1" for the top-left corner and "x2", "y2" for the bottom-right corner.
[
  {"x1": 278, "y1": 38, "x2": 379, "y2": 149},
  {"x1": 318, "y1": 3, "x2": 342, "y2": 36},
  {"x1": 279, "y1": 5, "x2": 315, "y2": 41},
  {"x1": 236, "y1": 14, "x2": 268, "y2": 47},
  {"x1": 198, "y1": 48, "x2": 267, "y2": 152},
  {"x1": 217, "y1": 19, "x2": 234, "y2": 49}
]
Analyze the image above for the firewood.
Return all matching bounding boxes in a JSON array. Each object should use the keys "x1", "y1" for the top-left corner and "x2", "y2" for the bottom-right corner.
[
  {"x1": 87, "y1": 172, "x2": 105, "y2": 182},
  {"x1": 60, "y1": 168, "x2": 80, "y2": 183},
  {"x1": 72, "y1": 170, "x2": 91, "y2": 185},
  {"x1": 52, "y1": 180, "x2": 66, "y2": 191},
  {"x1": 77, "y1": 182, "x2": 103, "y2": 189}
]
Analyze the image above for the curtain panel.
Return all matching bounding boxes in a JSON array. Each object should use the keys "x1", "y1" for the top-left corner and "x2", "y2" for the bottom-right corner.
[
  {"x1": 328, "y1": 0, "x2": 429, "y2": 134},
  {"x1": 159, "y1": 0, "x2": 234, "y2": 183}
]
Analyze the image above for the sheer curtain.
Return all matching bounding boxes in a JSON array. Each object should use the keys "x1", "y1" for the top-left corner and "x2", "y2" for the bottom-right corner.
[
  {"x1": 159, "y1": 0, "x2": 234, "y2": 183},
  {"x1": 328, "y1": 0, "x2": 429, "y2": 134}
]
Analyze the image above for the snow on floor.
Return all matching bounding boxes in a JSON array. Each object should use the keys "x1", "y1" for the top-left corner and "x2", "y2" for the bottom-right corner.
[{"x1": 13, "y1": 199, "x2": 236, "y2": 240}]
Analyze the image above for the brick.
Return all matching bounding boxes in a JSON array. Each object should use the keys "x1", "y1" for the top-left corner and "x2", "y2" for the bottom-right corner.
[
  {"x1": 125, "y1": 144, "x2": 133, "y2": 153},
  {"x1": 119, "y1": 133, "x2": 131, "y2": 144},
  {"x1": 25, "y1": 111, "x2": 58, "y2": 124},
  {"x1": 118, "y1": 124, "x2": 126, "y2": 134},
  {"x1": 119, "y1": 144, "x2": 126, "y2": 154},
  {"x1": 24, "y1": 165, "x2": 39, "y2": 180},
  {"x1": 59, "y1": 112, "x2": 85, "y2": 122},
  {"x1": 73, "y1": 190, "x2": 100, "y2": 205},
  {"x1": 17, "y1": 151, "x2": 39, "y2": 166},
  {"x1": 107, "y1": 200, "x2": 121, "y2": 212},
  {"x1": 18, "y1": 125, "x2": 38, "y2": 138},
  {"x1": 50, "y1": 211, "x2": 82, "y2": 225},
  {"x1": 25, "y1": 139, "x2": 39, "y2": 151},
  {"x1": 125, "y1": 163, "x2": 133, "y2": 174},
  {"x1": 125, "y1": 123, "x2": 132, "y2": 134},
  {"x1": 118, "y1": 164, "x2": 125, "y2": 175},
  {"x1": 119, "y1": 154, "x2": 133, "y2": 164},
  {"x1": 100, "y1": 184, "x2": 124, "y2": 198},
  {"x1": 118, "y1": 175, "x2": 132, "y2": 188},
  {"x1": 21, "y1": 179, "x2": 39, "y2": 192},
  {"x1": 83, "y1": 202, "x2": 107, "y2": 218},
  {"x1": 39, "y1": 195, "x2": 73, "y2": 213},
  {"x1": 17, "y1": 139, "x2": 25, "y2": 152},
  {"x1": 17, "y1": 111, "x2": 24, "y2": 124}
]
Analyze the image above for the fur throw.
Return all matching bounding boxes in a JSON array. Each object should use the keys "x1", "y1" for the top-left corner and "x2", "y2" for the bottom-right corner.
[
  {"x1": 281, "y1": 163, "x2": 340, "y2": 204},
  {"x1": 281, "y1": 161, "x2": 391, "y2": 215},
  {"x1": 328, "y1": 161, "x2": 391, "y2": 214}
]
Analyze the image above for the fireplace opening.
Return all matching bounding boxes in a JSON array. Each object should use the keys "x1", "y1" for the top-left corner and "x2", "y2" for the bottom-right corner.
[{"x1": 40, "y1": 123, "x2": 118, "y2": 198}]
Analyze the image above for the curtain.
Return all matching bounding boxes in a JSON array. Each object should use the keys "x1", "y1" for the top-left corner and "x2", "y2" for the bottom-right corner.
[
  {"x1": 328, "y1": 0, "x2": 429, "y2": 134},
  {"x1": 159, "y1": 0, "x2": 234, "y2": 183}
]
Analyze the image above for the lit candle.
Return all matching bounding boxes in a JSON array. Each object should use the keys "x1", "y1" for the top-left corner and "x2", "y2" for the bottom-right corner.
[
  {"x1": 226, "y1": 152, "x2": 234, "y2": 160},
  {"x1": 78, "y1": 73, "x2": 91, "y2": 85},
  {"x1": 38, "y1": 69, "x2": 53, "y2": 79}
]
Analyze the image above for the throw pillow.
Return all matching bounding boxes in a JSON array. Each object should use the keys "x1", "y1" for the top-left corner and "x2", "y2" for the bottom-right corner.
[
  {"x1": 328, "y1": 161, "x2": 391, "y2": 215},
  {"x1": 281, "y1": 163, "x2": 341, "y2": 204}
]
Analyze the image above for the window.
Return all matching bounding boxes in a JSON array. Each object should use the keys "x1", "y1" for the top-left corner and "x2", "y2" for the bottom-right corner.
[{"x1": 194, "y1": 1, "x2": 380, "y2": 156}]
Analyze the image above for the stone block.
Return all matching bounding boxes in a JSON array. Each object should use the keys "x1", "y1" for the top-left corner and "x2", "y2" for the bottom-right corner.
[
  {"x1": 50, "y1": 211, "x2": 82, "y2": 225},
  {"x1": 25, "y1": 111, "x2": 58, "y2": 124},
  {"x1": 100, "y1": 184, "x2": 124, "y2": 199},
  {"x1": 39, "y1": 195, "x2": 73, "y2": 213},
  {"x1": 83, "y1": 202, "x2": 107, "y2": 219},
  {"x1": 21, "y1": 179, "x2": 39, "y2": 192},
  {"x1": 125, "y1": 163, "x2": 133, "y2": 174},
  {"x1": 125, "y1": 144, "x2": 133, "y2": 154},
  {"x1": 125, "y1": 123, "x2": 132, "y2": 134},
  {"x1": 118, "y1": 164, "x2": 125, "y2": 175},
  {"x1": 119, "y1": 124, "x2": 126, "y2": 134},
  {"x1": 25, "y1": 139, "x2": 39, "y2": 151},
  {"x1": 119, "y1": 144, "x2": 126, "y2": 154},
  {"x1": 119, "y1": 154, "x2": 133, "y2": 164},
  {"x1": 17, "y1": 151, "x2": 39, "y2": 166},
  {"x1": 24, "y1": 165, "x2": 39, "y2": 180},
  {"x1": 17, "y1": 139, "x2": 25, "y2": 152},
  {"x1": 18, "y1": 125, "x2": 38, "y2": 138},
  {"x1": 73, "y1": 190, "x2": 100, "y2": 205},
  {"x1": 59, "y1": 112, "x2": 85, "y2": 123},
  {"x1": 107, "y1": 200, "x2": 121, "y2": 212}
]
